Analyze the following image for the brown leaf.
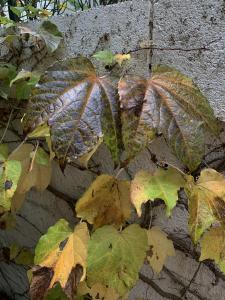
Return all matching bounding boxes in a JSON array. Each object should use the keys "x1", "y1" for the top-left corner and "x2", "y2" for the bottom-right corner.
[{"x1": 30, "y1": 267, "x2": 53, "y2": 300}]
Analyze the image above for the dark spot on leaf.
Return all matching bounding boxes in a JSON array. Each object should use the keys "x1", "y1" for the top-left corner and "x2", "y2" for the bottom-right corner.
[
  {"x1": 4, "y1": 180, "x2": 13, "y2": 191},
  {"x1": 59, "y1": 237, "x2": 69, "y2": 251},
  {"x1": 109, "y1": 243, "x2": 112, "y2": 249},
  {"x1": 147, "y1": 245, "x2": 153, "y2": 257}
]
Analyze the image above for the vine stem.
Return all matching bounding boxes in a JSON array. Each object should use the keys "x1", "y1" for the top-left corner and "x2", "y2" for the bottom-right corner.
[
  {"x1": 29, "y1": 141, "x2": 39, "y2": 172},
  {"x1": 0, "y1": 109, "x2": 14, "y2": 144},
  {"x1": 115, "y1": 167, "x2": 124, "y2": 179}
]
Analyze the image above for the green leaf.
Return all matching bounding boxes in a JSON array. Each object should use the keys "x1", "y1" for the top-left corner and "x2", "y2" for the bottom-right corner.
[
  {"x1": 0, "y1": 144, "x2": 8, "y2": 161},
  {"x1": 38, "y1": 20, "x2": 63, "y2": 53},
  {"x1": 10, "y1": 6, "x2": 25, "y2": 17},
  {"x1": 200, "y1": 226, "x2": 225, "y2": 274},
  {"x1": 0, "y1": 17, "x2": 15, "y2": 27},
  {"x1": 10, "y1": 70, "x2": 40, "y2": 100},
  {"x1": 34, "y1": 147, "x2": 50, "y2": 166},
  {"x1": 0, "y1": 160, "x2": 22, "y2": 210},
  {"x1": 93, "y1": 50, "x2": 115, "y2": 65},
  {"x1": 44, "y1": 283, "x2": 69, "y2": 300},
  {"x1": 0, "y1": 63, "x2": 17, "y2": 99},
  {"x1": 34, "y1": 219, "x2": 72, "y2": 265},
  {"x1": 119, "y1": 66, "x2": 219, "y2": 170},
  {"x1": 87, "y1": 224, "x2": 148, "y2": 296},
  {"x1": 131, "y1": 167, "x2": 186, "y2": 216},
  {"x1": 24, "y1": 57, "x2": 121, "y2": 166}
]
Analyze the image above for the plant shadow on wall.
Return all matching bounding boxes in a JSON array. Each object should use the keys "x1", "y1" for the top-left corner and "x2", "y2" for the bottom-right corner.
[{"x1": 0, "y1": 18, "x2": 225, "y2": 300}]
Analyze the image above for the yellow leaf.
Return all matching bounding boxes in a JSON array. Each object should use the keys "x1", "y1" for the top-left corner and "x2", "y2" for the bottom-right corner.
[
  {"x1": 77, "y1": 281, "x2": 119, "y2": 300},
  {"x1": 146, "y1": 226, "x2": 175, "y2": 273},
  {"x1": 114, "y1": 54, "x2": 131, "y2": 66},
  {"x1": 186, "y1": 168, "x2": 225, "y2": 243},
  {"x1": 76, "y1": 175, "x2": 131, "y2": 228},
  {"x1": 41, "y1": 222, "x2": 89, "y2": 288},
  {"x1": 9, "y1": 144, "x2": 51, "y2": 194},
  {"x1": 200, "y1": 226, "x2": 225, "y2": 274}
]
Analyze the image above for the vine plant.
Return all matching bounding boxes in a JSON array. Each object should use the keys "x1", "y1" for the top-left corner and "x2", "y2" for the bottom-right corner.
[{"x1": 0, "y1": 18, "x2": 225, "y2": 300}]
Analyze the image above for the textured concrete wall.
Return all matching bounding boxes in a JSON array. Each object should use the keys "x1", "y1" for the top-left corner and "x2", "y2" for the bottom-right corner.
[{"x1": 1, "y1": 1, "x2": 225, "y2": 299}]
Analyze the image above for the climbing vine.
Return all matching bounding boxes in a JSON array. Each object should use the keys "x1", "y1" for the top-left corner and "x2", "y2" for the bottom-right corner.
[{"x1": 0, "y1": 17, "x2": 225, "y2": 300}]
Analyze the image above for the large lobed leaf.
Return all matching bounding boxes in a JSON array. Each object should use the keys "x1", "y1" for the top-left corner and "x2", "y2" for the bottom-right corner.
[
  {"x1": 186, "y1": 169, "x2": 225, "y2": 243},
  {"x1": 24, "y1": 57, "x2": 121, "y2": 165},
  {"x1": 87, "y1": 224, "x2": 148, "y2": 296},
  {"x1": 76, "y1": 174, "x2": 131, "y2": 228},
  {"x1": 119, "y1": 66, "x2": 218, "y2": 170}
]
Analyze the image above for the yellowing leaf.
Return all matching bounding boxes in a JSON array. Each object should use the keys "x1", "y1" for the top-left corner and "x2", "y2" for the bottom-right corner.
[
  {"x1": 114, "y1": 54, "x2": 131, "y2": 66},
  {"x1": 33, "y1": 221, "x2": 89, "y2": 298},
  {"x1": 146, "y1": 226, "x2": 175, "y2": 273},
  {"x1": 131, "y1": 167, "x2": 185, "y2": 216},
  {"x1": 28, "y1": 123, "x2": 50, "y2": 138},
  {"x1": 35, "y1": 219, "x2": 72, "y2": 265},
  {"x1": 200, "y1": 226, "x2": 225, "y2": 274},
  {"x1": 48, "y1": 222, "x2": 89, "y2": 288},
  {"x1": 76, "y1": 175, "x2": 131, "y2": 228},
  {"x1": 77, "y1": 281, "x2": 119, "y2": 300},
  {"x1": 87, "y1": 224, "x2": 148, "y2": 296},
  {"x1": 0, "y1": 159, "x2": 22, "y2": 210},
  {"x1": 9, "y1": 144, "x2": 52, "y2": 194},
  {"x1": 186, "y1": 168, "x2": 225, "y2": 243}
]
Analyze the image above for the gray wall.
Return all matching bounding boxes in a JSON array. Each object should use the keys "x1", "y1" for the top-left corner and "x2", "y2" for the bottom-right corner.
[{"x1": 1, "y1": 1, "x2": 225, "y2": 299}]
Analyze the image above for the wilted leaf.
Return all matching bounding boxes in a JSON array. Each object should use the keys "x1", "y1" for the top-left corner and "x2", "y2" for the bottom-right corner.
[
  {"x1": 24, "y1": 57, "x2": 121, "y2": 165},
  {"x1": 119, "y1": 66, "x2": 218, "y2": 170},
  {"x1": 9, "y1": 144, "x2": 52, "y2": 194},
  {"x1": 30, "y1": 266, "x2": 54, "y2": 300},
  {"x1": 0, "y1": 26, "x2": 47, "y2": 70},
  {"x1": 76, "y1": 174, "x2": 131, "y2": 228},
  {"x1": 200, "y1": 226, "x2": 225, "y2": 274},
  {"x1": 35, "y1": 219, "x2": 72, "y2": 265},
  {"x1": 87, "y1": 224, "x2": 148, "y2": 295},
  {"x1": 186, "y1": 169, "x2": 225, "y2": 243},
  {"x1": 38, "y1": 20, "x2": 63, "y2": 53},
  {"x1": 146, "y1": 226, "x2": 175, "y2": 273},
  {"x1": 0, "y1": 159, "x2": 22, "y2": 210},
  {"x1": 131, "y1": 167, "x2": 185, "y2": 216}
]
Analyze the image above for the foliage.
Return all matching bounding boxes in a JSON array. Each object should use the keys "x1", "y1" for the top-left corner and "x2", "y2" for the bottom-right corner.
[{"x1": 0, "y1": 16, "x2": 224, "y2": 300}]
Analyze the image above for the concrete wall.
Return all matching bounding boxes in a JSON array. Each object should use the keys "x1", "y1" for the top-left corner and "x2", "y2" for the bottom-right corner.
[{"x1": 1, "y1": 1, "x2": 225, "y2": 299}]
